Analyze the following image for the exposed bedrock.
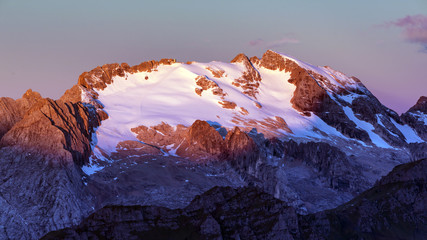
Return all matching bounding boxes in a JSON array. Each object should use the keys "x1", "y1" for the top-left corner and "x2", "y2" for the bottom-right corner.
[
  {"x1": 42, "y1": 158, "x2": 427, "y2": 240},
  {"x1": 260, "y1": 50, "x2": 373, "y2": 144},
  {"x1": 131, "y1": 119, "x2": 369, "y2": 213},
  {"x1": 0, "y1": 91, "x2": 103, "y2": 239},
  {"x1": 0, "y1": 98, "x2": 101, "y2": 166},
  {"x1": 0, "y1": 89, "x2": 42, "y2": 140}
]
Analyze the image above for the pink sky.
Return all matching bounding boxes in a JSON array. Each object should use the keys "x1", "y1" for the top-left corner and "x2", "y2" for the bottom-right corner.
[{"x1": 0, "y1": 1, "x2": 426, "y2": 114}]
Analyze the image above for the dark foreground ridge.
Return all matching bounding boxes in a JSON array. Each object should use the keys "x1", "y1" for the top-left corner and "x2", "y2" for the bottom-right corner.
[{"x1": 43, "y1": 158, "x2": 427, "y2": 240}]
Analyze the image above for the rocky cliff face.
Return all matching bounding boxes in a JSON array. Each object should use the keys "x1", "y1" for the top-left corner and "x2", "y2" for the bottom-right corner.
[
  {"x1": 0, "y1": 96, "x2": 101, "y2": 166},
  {"x1": 0, "y1": 89, "x2": 42, "y2": 139},
  {"x1": 0, "y1": 91, "x2": 102, "y2": 239},
  {"x1": 259, "y1": 50, "x2": 411, "y2": 147},
  {"x1": 42, "y1": 158, "x2": 427, "y2": 240}
]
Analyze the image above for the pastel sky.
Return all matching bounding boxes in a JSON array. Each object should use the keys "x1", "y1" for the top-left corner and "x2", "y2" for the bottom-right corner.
[{"x1": 0, "y1": 0, "x2": 426, "y2": 113}]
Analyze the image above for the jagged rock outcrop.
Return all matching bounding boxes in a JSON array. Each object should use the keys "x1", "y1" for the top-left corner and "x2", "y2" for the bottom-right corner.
[
  {"x1": 0, "y1": 97, "x2": 23, "y2": 139},
  {"x1": 1, "y1": 98, "x2": 101, "y2": 166},
  {"x1": 131, "y1": 120, "x2": 256, "y2": 162},
  {"x1": 78, "y1": 59, "x2": 176, "y2": 91},
  {"x1": 194, "y1": 75, "x2": 226, "y2": 98},
  {"x1": 130, "y1": 121, "x2": 223, "y2": 160},
  {"x1": 402, "y1": 96, "x2": 427, "y2": 140},
  {"x1": 231, "y1": 53, "x2": 262, "y2": 98},
  {"x1": 224, "y1": 126, "x2": 259, "y2": 172},
  {"x1": 0, "y1": 89, "x2": 42, "y2": 140},
  {"x1": 0, "y1": 92, "x2": 103, "y2": 238},
  {"x1": 179, "y1": 120, "x2": 225, "y2": 158}
]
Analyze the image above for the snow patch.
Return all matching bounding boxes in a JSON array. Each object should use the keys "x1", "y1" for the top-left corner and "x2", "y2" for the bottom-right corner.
[
  {"x1": 82, "y1": 148, "x2": 110, "y2": 176},
  {"x1": 343, "y1": 107, "x2": 393, "y2": 148},
  {"x1": 409, "y1": 111, "x2": 427, "y2": 125},
  {"x1": 390, "y1": 118, "x2": 423, "y2": 143},
  {"x1": 82, "y1": 158, "x2": 105, "y2": 176},
  {"x1": 339, "y1": 93, "x2": 359, "y2": 104}
]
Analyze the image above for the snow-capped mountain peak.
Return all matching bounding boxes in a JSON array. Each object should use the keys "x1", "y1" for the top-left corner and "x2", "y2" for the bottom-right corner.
[{"x1": 76, "y1": 50, "x2": 423, "y2": 155}]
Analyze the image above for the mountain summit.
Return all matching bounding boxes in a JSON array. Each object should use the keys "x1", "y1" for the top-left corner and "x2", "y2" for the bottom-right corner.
[{"x1": 75, "y1": 50, "x2": 423, "y2": 155}]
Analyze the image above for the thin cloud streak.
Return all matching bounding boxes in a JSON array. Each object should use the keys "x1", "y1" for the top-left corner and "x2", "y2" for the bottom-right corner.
[{"x1": 249, "y1": 37, "x2": 300, "y2": 48}]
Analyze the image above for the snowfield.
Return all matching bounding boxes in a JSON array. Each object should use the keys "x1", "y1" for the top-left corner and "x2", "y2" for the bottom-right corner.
[{"x1": 82, "y1": 51, "x2": 424, "y2": 153}]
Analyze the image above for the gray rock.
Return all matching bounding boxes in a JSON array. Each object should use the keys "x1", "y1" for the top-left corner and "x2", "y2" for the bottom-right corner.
[{"x1": 42, "y1": 159, "x2": 427, "y2": 240}]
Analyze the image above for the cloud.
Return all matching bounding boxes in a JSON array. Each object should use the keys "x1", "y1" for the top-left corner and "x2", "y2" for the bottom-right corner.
[
  {"x1": 249, "y1": 39, "x2": 265, "y2": 46},
  {"x1": 249, "y1": 37, "x2": 299, "y2": 48},
  {"x1": 385, "y1": 14, "x2": 427, "y2": 52}
]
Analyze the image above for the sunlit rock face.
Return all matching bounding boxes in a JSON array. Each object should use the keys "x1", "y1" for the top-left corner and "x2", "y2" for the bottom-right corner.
[
  {"x1": 0, "y1": 50, "x2": 425, "y2": 239},
  {"x1": 0, "y1": 89, "x2": 42, "y2": 139},
  {"x1": 0, "y1": 91, "x2": 102, "y2": 239}
]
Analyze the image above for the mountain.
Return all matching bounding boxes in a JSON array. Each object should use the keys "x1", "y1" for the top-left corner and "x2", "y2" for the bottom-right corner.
[
  {"x1": 0, "y1": 50, "x2": 425, "y2": 239},
  {"x1": 77, "y1": 50, "x2": 423, "y2": 151}
]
